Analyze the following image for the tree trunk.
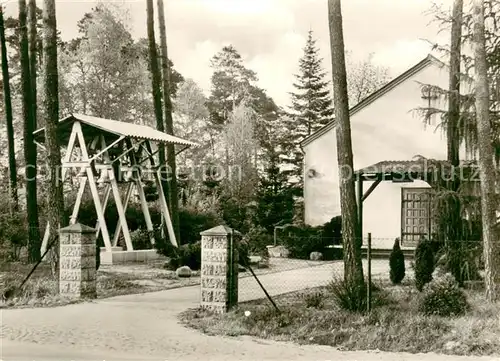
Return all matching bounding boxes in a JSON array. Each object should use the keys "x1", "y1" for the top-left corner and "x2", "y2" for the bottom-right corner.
[
  {"x1": 327, "y1": 0, "x2": 364, "y2": 286},
  {"x1": 19, "y1": 0, "x2": 41, "y2": 263},
  {"x1": 28, "y1": 0, "x2": 37, "y2": 129},
  {"x1": 447, "y1": 0, "x2": 464, "y2": 286},
  {"x1": 146, "y1": 0, "x2": 171, "y2": 236},
  {"x1": 448, "y1": 0, "x2": 463, "y2": 168},
  {"x1": 0, "y1": 6, "x2": 19, "y2": 213},
  {"x1": 473, "y1": 0, "x2": 499, "y2": 302},
  {"x1": 43, "y1": 0, "x2": 65, "y2": 285},
  {"x1": 157, "y1": 0, "x2": 180, "y2": 243}
]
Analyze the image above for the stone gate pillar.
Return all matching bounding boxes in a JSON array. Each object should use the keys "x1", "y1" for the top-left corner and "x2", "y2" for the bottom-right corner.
[
  {"x1": 200, "y1": 225, "x2": 239, "y2": 313},
  {"x1": 59, "y1": 223, "x2": 97, "y2": 299}
]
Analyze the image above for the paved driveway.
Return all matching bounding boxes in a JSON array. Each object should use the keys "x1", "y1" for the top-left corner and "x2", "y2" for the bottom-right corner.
[{"x1": 1, "y1": 260, "x2": 496, "y2": 361}]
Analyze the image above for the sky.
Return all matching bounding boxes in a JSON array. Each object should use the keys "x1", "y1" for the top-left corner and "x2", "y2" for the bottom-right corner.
[{"x1": 2, "y1": 0, "x2": 454, "y2": 107}]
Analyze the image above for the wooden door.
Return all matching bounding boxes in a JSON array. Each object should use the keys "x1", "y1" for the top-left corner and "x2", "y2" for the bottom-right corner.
[{"x1": 401, "y1": 188, "x2": 432, "y2": 247}]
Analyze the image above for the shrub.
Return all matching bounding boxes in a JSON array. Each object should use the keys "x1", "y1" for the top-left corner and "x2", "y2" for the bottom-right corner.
[
  {"x1": 0, "y1": 210, "x2": 28, "y2": 261},
  {"x1": 419, "y1": 273, "x2": 470, "y2": 317},
  {"x1": 322, "y1": 216, "x2": 342, "y2": 245},
  {"x1": 178, "y1": 208, "x2": 221, "y2": 244},
  {"x1": 281, "y1": 225, "x2": 330, "y2": 259},
  {"x1": 415, "y1": 239, "x2": 435, "y2": 291},
  {"x1": 301, "y1": 290, "x2": 325, "y2": 309},
  {"x1": 242, "y1": 226, "x2": 272, "y2": 256},
  {"x1": 389, "y1": 238, "x2": 405, "y2": 284},
  {"x1": 328, "y1": 278, "x2": 386, "y2": 313},
  {"x1": 163, "y1": 241, "x2": 202, "y2": 270},
  {"x1": 130, "y1": 228, "x2": 154, "y2": 250}
]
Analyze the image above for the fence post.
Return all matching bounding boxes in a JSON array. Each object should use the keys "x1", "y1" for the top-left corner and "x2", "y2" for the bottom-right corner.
[
  {"x1": 200, "y1": 225, "x2": 239, "y2": 314},
  {"x1": 367, "y1": 232, "x2": 372, "y2": 312},
  {"x1": 59, "y1": 223, "x2": 97, "y2": 299}
]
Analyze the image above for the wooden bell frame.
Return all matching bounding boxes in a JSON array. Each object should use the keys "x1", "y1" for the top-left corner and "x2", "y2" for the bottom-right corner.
[{"x1": 39, "y1": 120, "x2": 178, "y2": 254}]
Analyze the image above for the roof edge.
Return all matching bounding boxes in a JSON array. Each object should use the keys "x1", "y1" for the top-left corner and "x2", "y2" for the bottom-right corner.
[{"x1": 300, "y1": 54, "x2": 437, "y2": 148}]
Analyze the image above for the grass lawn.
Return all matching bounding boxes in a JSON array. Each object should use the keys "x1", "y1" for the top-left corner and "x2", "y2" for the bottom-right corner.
[
  {"x1": 0, "y1": 260, "x2": 199, "y2": 309},
  {"x1": 180, "y1": 277, "x2": 500, "y2": 356}
]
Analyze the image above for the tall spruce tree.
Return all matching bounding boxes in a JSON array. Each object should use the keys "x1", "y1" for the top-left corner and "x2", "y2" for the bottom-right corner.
[
  {"x1": 290, "y1": 30, "x2": 334, "y2": 136},
  {"x1": 286, "y1": 30, "x2": 334, "y2": 196}
]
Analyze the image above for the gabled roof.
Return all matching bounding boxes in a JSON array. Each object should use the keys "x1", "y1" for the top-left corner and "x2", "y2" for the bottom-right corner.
[
  {"x1": 354, "y1": 159, "x2": 478, "y2": 181},
  {"x1": 33, "y1": 113, "x2": 199, "y2": 148},
  {"x1": 300, "y1": 54, "x2": 444, "y2": 148}
]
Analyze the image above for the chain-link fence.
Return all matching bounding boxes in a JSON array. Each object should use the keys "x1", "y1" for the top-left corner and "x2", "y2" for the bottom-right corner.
[{"x1": 237, "y1": 236, "x2": 485, "y2": 308}]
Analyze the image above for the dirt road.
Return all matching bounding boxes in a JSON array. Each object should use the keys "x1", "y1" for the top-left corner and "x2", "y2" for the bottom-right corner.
[{"x1": 1, "y1": 260, "x2": 497, "y2": 361}]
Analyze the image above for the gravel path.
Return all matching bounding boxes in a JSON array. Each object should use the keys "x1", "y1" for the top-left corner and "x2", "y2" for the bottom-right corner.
[{"x1": 1, "y1": 260, "x2": 496, "y2": 361}]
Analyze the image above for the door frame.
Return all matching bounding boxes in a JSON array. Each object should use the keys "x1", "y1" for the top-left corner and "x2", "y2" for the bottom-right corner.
[{"x1": 400, "y1": 187, "x2": 433, "y2": 246}]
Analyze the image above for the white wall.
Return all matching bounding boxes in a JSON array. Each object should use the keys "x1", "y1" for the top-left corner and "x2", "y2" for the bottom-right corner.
[{"x1": 303, "y1": 60, "x2": 460, "y2": 249}]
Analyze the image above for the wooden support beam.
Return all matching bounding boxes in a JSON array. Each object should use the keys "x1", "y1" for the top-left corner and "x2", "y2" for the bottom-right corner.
[
  {"x1": 175, "y1": 145, "x2": 189, "y2": 156},
  {"x1": 70, "y1": 177, "x2": 87, "y2": 225},
  {"x1": 75, "y1": 123, "x2": 112, "y2": 251},
  {"x1": 95, "y1": 183, "x2": 111, "y2": 239},
  {"x1": 126, "y1": 138, "x2": 155, "y2": 246},
  {"x1": 34, "y1": 140, "x2": 46, "y2": 151},
  {"x1": 361, "y1": 179, "x2": 382, "y2": 202},
  {"x1": 101, "y1": 136, "x2": 133, "y2": 251},
  {"x1": 357, "y1": 178, "x2": 363, "y2": 246},
  {"x1": 112, "y1": 182, "x2": 134, "y2": 247},
  {"x1": 41, "y1": 121, "x2": 79, "y2": 255},
  {"x1": 146, "y1": 141, "x2": 177, "y2": 247},
  {"x1": 110, "y1": 139, "x2": 146, "y2": 164},
  {"x1": 89, "y1": 136, "x2": 125, "y2": 162},
  {"x1": 136, "y1": 179, "x2": 155, "y2": 245}
]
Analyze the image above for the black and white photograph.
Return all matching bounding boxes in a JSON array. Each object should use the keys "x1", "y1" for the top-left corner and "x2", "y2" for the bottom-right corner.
[{"x1": 0, "y1": 0, "x2": 499, "y2": 360}]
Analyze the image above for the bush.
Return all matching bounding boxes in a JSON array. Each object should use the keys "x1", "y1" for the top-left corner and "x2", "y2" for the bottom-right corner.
[
  {"x1": 322, "y1": 216, "x2": 342, "y2": 245},
  {"x1": 0, "y1": 211, "x2": 28, "y2": 261},
  {"x1": 301, "y1": 290, "x2": 325, "y2": 309},
  {"x1": 327, "y1": 278, "x2": 386, "y2": 313},
  {"x1": 281, "y1": 225, "x2": 330, "y2": 259},
  {"x1": 130, "y1": 228, "x2": 154, "y2": 250},
  {"x1": 163, "y1": 241, "x2": 202, "y2": 270},
  {"x1": 178, "y1": 208, "x2": 221, "y2": 244},
  {"x1": 157, "y1": 233, "x2": 250, "y2": 271},
  {"x1": 419, "y1": 273, "x2": 470, "y2": 317},
  {"x1": 389, "y1": 238, "x2": 405, "y2": 284},
  {"x1": 242, "y1": 226, "x2": 272, "y2": 256},
  {"x1": 415, "y1": 239, "x2": 435, "y2": 291}
]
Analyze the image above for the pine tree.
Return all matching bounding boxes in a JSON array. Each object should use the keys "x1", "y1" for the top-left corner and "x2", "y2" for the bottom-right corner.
[
  {"x1": 43, "y1": 0, "x2": 66, "y2": 283},
  {"x1": 290, "y1": 30, "x2": 334, "y2": 136},
  {"x1": 256, "y1": 117, "x2": 295, "y2": 233},
  {"x1": 0, "y1": 5, "x2": 18, "y2": 213},
  {"x1": 328, "y1": 0, "x2": 364, "y2": 287},
  {"x1": 286, "y1": 30, "x2": 334, "y2": 194}
]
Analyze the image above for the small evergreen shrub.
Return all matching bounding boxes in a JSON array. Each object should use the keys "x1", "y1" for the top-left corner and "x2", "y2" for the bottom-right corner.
[
  {"x1": 415, "y1": 239, "x2": 435, "y2": 291},
  {"x1": 419, "y1": 273, "x2": 470, "y2": 317},
  {"x1": 389, "y1": 238, "x2": 405, "y2": 284}
]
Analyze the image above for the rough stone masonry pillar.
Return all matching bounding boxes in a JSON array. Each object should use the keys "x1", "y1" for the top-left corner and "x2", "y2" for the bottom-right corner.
[
  {"x1": 200, "y1": 225, "x2": 239, "y2": 313},
  {"x1": 59, "y1": 223, "x2": 97, "y2": 299}
]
